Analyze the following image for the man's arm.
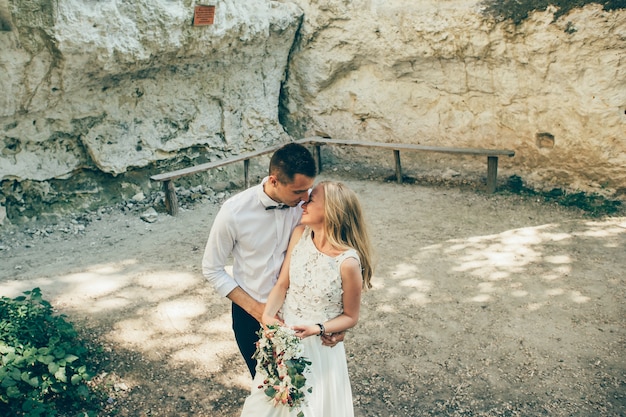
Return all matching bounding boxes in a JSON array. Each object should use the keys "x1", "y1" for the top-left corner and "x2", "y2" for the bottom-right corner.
[
  {"x1": 203, "y1": 206, "x2": 267, "y2": 321},
  {"x1": 202, "y1": 207, "x2": 240, "y2": 298},
  {"x1": 227, "y1": 286, "x2": 265, "y2": 322}
]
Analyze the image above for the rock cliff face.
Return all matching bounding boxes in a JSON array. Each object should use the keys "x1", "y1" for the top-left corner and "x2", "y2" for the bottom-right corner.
[
  {"x1": 282, "y1": 0, "x2": 626, "y2": 196},
  {"x1": 0, "y1": 1, "x2": 625, "y2": 223},
  {"x1": 1, "y1": 0, "x2": 300, "y2": 178}
]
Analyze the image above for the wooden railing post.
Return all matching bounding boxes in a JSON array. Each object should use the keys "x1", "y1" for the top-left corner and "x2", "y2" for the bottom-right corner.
[
  {"x1": 163, "y1": 180, "x2": 179, "y2": 216},
  {"x1": 244, "y1": 159, "x2": 250, "y2": 189},
  {"x1": 486, "y1": 156, "x2": 498, "y2": 194},
  {"x1": 314, "y1": 145, "x2": 323, "y2": 173},
  {"x1": 394, "y1": 150, "x2": 403, "y2": 184}
]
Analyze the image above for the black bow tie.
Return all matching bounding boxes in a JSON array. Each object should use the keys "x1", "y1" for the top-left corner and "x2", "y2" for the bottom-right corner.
[{"x1": 266, "y1": 204, "x2": 289, "y2": 210}]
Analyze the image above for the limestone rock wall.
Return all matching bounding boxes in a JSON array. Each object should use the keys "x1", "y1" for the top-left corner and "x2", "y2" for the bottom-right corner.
[
  {"x1": 1, "y1": 0, "x2": 625, "y2": 224},
  {"x1": 0, "y1": 0, "x2": 302, "y2": 181},
  {"x1": 281, "y1": 0, "x2": 626, "y2": 196}
]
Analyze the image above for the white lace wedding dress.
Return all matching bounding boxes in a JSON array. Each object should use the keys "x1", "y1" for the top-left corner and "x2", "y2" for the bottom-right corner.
[{"x1": 240, "y1": 226, "x2": 359, "y2": 417}]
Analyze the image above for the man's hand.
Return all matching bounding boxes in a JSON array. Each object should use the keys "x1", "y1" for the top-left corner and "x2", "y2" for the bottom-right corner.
[
  {"x1": 262, "y1": 313, "x2": 284, "y2": 328},
  {"x1": 321, "y1": 330, "x2": 345, "y2": 347},
  {"x1": 248, "y1": 301, "x2": 266, "y2": 323}
]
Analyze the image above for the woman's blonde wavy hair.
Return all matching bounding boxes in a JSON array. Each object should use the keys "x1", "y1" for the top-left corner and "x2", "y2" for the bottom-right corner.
[{"x1": 319, "y1": 181, "x2": 373, "y2": 289}]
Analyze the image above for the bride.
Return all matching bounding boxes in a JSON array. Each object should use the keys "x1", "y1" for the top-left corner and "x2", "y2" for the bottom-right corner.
[{"x1": 240, "y1": 181, "x2": 374, "y2": 417}]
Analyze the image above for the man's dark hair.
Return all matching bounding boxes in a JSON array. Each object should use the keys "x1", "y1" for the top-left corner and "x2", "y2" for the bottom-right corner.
[{"x1": 269, "y1": 143, "x2": 317, "y2": 184}]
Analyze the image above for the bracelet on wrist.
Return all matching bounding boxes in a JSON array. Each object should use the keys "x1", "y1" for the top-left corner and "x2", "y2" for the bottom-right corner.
[{"x1": 316, "y1": 323, "x2": 325, "y2": 336}]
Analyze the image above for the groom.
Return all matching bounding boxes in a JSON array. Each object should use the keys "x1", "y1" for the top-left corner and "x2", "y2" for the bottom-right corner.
[{"x1": 203, "y1": 142, "x2": 333, "y2": 377}]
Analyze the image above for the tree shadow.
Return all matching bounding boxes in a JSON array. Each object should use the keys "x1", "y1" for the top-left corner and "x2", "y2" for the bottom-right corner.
[{"x1": 0, "y1": 258, "x2": 251, "y2": 416}]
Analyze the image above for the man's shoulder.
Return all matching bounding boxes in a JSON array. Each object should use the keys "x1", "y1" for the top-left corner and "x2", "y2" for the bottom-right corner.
[
  {"x1": 218, "y1": 184, "x2": 261, "y2": 216},
  {"x1": 224, "y1": 184, "x2": 259, "y2": 204}
]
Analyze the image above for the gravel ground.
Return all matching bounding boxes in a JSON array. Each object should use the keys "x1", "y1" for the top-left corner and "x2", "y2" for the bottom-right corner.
[{"x1": 1, "y1": 170, "x2": 625, "y2": 417}]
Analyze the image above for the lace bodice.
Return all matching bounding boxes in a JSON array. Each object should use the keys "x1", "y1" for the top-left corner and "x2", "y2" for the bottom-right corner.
[{"x1": 281, "y1": 227, "x2": 360, "y2": 326}]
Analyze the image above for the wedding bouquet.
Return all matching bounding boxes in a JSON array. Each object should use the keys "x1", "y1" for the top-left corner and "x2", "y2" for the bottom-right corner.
[{"x1": 253, "y1": 324, "x2": 312, "y2": 416}]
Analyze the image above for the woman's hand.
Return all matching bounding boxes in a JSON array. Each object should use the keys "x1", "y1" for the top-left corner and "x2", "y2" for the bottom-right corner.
[
  {"x1": 291, "y1": 324, "x2": 320, "y2": 339},
  {"x1": 261, "y1": 313, "x2": 284, "y2": 328}
]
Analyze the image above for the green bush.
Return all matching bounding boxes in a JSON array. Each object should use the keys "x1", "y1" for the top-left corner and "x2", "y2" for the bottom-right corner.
[
  {"x1": 0, "y1": 288, "x2": 102, "y2": 417},
  {"x1": 505, "y1": 175, "x2": 623, "y2": 216},
  {"x1": 480, "y1": 0, "x2": 626, "y2": 25}
]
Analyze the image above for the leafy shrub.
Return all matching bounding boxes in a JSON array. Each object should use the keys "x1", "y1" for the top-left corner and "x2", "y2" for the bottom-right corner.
[
  {"x1": 0, "y1": 288, "x2": 102, "y2": 417},
  {"x1": 505, "y1": 175, "x2": 622, "y2": 216},
  {"x1": 480, "y1": 0, "x2": 625, "y2": 25}
]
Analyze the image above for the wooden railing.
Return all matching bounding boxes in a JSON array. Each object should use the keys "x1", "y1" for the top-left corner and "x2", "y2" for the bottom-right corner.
[{"x1": 150, "y1": 136, "x2": 515, "y2": 215}]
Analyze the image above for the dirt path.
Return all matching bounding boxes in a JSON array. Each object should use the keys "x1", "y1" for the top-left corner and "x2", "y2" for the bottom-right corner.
[{"x1": 1, "y1": 174, "x2": 625, "y2": 416}]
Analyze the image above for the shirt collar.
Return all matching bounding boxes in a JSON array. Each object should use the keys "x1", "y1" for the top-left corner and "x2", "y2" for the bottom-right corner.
[{"x1": 257, "y1": 177, "x2": 286, "y2": 209}]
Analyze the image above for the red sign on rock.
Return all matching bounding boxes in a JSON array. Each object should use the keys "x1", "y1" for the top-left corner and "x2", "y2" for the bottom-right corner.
[{"x1": 193, "y1": 5, "x2": 215, "y2": 26}]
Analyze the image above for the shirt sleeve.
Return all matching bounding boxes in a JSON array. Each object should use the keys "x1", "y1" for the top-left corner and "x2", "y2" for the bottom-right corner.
[{"x1": 202, "y1": 205, "x2": 239, "y2": 297}]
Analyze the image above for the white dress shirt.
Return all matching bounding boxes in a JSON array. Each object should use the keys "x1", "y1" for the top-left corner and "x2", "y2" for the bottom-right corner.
[{"x1": 202, "y1": 177, "x2": 303, "y2": 302}]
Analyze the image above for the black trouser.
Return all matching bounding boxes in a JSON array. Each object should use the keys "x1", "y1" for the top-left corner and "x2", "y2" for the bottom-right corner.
[{"x1": 232, "y1": 302, "x2": 261, "y2": 378}]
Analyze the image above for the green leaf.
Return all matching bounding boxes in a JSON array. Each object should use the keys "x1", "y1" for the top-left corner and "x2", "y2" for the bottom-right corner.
[
  {"x1": 64, "y1": 354, "x2": 79, "y2": 363},
  {"x1": 76, "y1": 384, "x2": 90, "y2": 398},
  {"x1": 71, "y1": 374, "x2": 82, "y2": 385},
  {"x1": 1, "y1": 377, "x2": 17, "y2": 387},
  {"x1": 37, "y1": 347, "x2": 52, "y2": 357},
  {"x1": 6, "y1": 385, "x2": 21, "y2": 398},
  {"x1": 292, "y1": 374, "x2": 306, "y2": 389},
  {"x1": 81, "y1": 370, "x2": 94, "y2": 381},
  {"x1": 264, "y1": 386, "x2": 277, "y2": 397},
  {"x1": 22, "y1": 346, "x2": 37, "y2": 359},
  {"x1": 22, "y1": 397, "x2": 48, "y2": 414},
  {"x1": 38, "y1": 354, "x2": 55, "y2": 365},
  {"x1": 40, "y1": 378, "x2": 51, "y2": 391},
  {"x1": 20, "y1": 372, "x2": 40, "y2": 388},
  {"x1": 9, "y1": 368, "x2": 21, "y2": 381},
  {"x1": 54, "y1": 366, "x2": 67, "y2": 383},
  {"x1": 53, "y1": 347, "x2": 66, "y2": 359},
  {"x1": 48, "y1": 362, "x2": 60, "y2": 374},
  {"x1": 0, "y1": 344, "x2": 14, "y2": 354},
  {"x1": 2, "y1": 351, "x2": 17, "y2": 366}
]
